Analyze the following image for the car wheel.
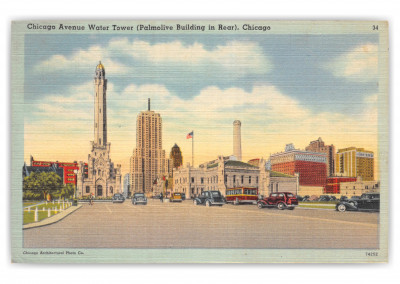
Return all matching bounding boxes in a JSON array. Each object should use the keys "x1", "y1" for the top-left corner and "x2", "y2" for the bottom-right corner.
[
  {"x1": 277, "y1": 202, "x2": 285, "y2": 210},
  {"x1": 337, "y1": 204, "x2": 347, "y2": 212},
  {"x1": 193, "y1": 200, "x2": 198, "y2": 206},
  {"x1": 206, "y1": 200, "x2": 211, "y2": 207},
  {"x1": 257, "y1": 202, "x2": 264, "y2": 209}
]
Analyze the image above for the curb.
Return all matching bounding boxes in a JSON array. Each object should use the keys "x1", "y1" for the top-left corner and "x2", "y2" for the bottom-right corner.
[{"x1": 23, "y1": 205, "x2": 82, "y2": 230}]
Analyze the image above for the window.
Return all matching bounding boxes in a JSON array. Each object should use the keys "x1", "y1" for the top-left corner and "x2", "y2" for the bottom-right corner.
[
  {"x1": 233, "y1": 175, "x2": 236, "y2": 183},
  {"x1": 110, "y1": 186, "x2": 113, "y2": 194},
  {"x1": 241, "y1": 175, "x2": 244, "y2": 184},
  {"x1": 256, "y1": 177, "x2": 258, "y2": 184},
  {"x1": 86, "y1": 186, "x2": 90, "y2": 193},
  {"x1": 249, "y1": 176, "x2": 252, "y2": 184},
  {"x1": 201, "y1": 178, "x2": 204, "y2": 184},
  {"x1": 191, "y1": 177, "x2": 194, "y2": 183}
]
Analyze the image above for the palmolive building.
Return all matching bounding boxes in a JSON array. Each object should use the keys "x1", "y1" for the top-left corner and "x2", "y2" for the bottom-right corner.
[{"x1": 270, "y1": 144, "x2": 327, "y2": 187}]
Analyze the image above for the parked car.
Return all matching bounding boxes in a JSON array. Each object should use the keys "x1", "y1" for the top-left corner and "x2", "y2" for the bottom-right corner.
[
  {"x1": 296, "y1": 195, "x2": 304, "y2": 202},
  {"x1": 339, "y1": 196, "x2": 349, "y2": 202},
  {"x1": 170, "y1": 192, "x2": 183, "y2": 202},
  {"x1": 257, "y1": 192, "x2": 298, "y2": 210},
  {"x1": 193, "y1": 191, "x2": 226, "y2": 206},
  {"x1": 348, "y1": 196, "x2": 361, "y2": 206},
  {"x1": 181, "y1": 193, "x2": 186, "y2": 200},
  {"x1": 132, "y1": 193, "x2": 147, "y2": 205},
  {"x1": 318, "y1": 195, "x2": 331, "y2": 202},
  {"x1": 336, "y1": 193, "x2": 380, "y2": 212},
  {"x1": 302, "y1": 195, "x2": 310, "y2": 202},
  {"x1": 112, "y1": 193, "x2": 125, "y2": 203}
]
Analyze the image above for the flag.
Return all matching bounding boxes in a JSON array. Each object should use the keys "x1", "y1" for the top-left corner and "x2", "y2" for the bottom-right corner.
[{"x1": 186, "y1": 131, "x2": 193, "y2": 139}]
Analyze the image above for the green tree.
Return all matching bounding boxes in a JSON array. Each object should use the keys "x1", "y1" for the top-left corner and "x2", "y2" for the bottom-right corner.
[
  {"x1": 60, "y1": 184, "x2": 75, "y2": 200},
  {"x1": 23, "y1": 172, "x2": 63, "y2": 200}
]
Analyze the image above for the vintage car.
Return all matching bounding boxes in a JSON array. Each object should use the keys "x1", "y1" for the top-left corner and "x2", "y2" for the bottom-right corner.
[
  {"x1": 131, "y1": 193, "x2": 147, "y2": 205},
  {"x1": 193, "y1": 191, "x2": 226, "y2": 206},
  {"x1": 257, "y1": 192, "x2": 298, "y2": 210},
  {"x1": 336, "y1": 193, "x2": 380, "y2": 212},
  {"x1": 170, "y1": 192, "x2": 183, "y2": 202},
  {"x1": 112, "y1": 193, "x2": 125, "y2": 203}
]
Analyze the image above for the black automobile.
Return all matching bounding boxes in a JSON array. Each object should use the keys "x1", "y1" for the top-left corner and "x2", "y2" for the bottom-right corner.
[
  {"x1": 348, "y1": 196, "x2": 361, "y2": 206},
  {"x1": 181, "y1": 193, "x2": 186, "y2": 200},
  {"x1": 132, "y1": 193, "x2": 147, "y2": 205},
  {"x1": 193, "y1": 191, "x2": 226, "y2": 207},
  {"x1": 336, "y1": 193, "x2": 380, "y2": 212},
  {"x1": 318, "y1": 195, "x2": 331, "y2": 202},
  {"x1": 339, "y1": 196, "x2": 349, "y2": 202},
  {"x1": 112, "y1": 193, "x2": 125, "y2": 203}
]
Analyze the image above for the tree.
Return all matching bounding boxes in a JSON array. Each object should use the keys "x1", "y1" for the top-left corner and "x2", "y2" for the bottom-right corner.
[
  {"x1": 23, "y1": 172, "x2": 63, "y2": 200},
  {"x1": 59, "y1": 184, "x2": 75, "y2": 200}
]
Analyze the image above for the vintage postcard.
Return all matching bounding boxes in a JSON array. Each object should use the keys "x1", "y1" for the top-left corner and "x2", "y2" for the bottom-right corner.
[{"x1": 11, "y1": 20, "x2": 389, "y2": 263}]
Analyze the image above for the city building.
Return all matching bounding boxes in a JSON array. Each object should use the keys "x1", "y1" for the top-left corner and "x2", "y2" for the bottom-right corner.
[
  {"x1": 258, "y1": 158, "x2": 299, "y2": 197},
  {"x1": 130, "y1": 99, "x2": 172, "y2": 195},
  {"x1": 305, "y1": 137, "x2": 335, "y2": 177},
  {"x1": 173, "y1": 156, "x2": 298, "y2": 199},
  {"x1": 23, "y1": 156, "x2": 87, "y2": 185},
  {"x1": 123, "y1": 173, "x2": 130, "y2": 198},
  {"x1": 270, "y1": 143, "x2": 327, "y2": 187},
  {"x1": 335, "y1": 147, "x2": 374, "y2": 181},
  {"x1": 325, "y1": 176, "x2": 357, "y2": 194},
  {"x1": 339, "y1": 178, "x2": 380, "y2": 196},
  {"x1": 233, "y1": 120, "x2": 242, "y2": 161},
  {"x1": 170, "y1": 143, "x2": 183, "y2": 169},
  {"x1": 76, "y1": 62, "x2": 122, "y2": 198}
]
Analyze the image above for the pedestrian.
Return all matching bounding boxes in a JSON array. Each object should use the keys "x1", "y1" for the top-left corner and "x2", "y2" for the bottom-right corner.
[
  {"x1": 90, "y1": 193, "x2": 94, "y2": 206},
  {"x1": 160, "y1": 192, "x2": 163, "y2": 203}
]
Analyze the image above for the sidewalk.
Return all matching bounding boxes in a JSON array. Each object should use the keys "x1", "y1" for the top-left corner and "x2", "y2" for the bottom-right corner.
[{"x1": 23, "y1": 204, "x2": 82, "y2": 230}]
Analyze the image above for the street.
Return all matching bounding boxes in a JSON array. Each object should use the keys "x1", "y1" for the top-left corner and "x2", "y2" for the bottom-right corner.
[{"x1": 23, "y1": 199, "x2": 379, "y2": 249}]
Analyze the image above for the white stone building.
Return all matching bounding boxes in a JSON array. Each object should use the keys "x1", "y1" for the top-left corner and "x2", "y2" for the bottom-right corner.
[
  {"x1": 77, "y1": 62, "x2": 122, "y2": 198},
  {"x1": 173, "y1": 156, "x2": 298, "y2": 199}
]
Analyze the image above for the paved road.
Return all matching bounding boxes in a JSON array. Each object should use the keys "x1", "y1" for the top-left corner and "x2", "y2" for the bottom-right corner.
[{"x1": 24, "y1": 199, "x2": 379, "y2": 249}]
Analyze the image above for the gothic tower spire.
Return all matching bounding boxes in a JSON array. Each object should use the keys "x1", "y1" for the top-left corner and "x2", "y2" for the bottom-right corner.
[{"x1": 94, "y1": 61, "x2": 107, "y2": 146}]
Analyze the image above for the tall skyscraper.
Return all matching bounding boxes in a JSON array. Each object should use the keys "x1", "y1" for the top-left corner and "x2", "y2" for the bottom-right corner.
[
  {"x1": 77, "y1": 62, "x2": 122, "y2": 197},
  {"x1": 130, "y1": 99, "x2": 172, "y2": 194},
  {"x1": 170, "y1": 144, "x2": 183, "y2": 169},
  {"x1": 335, "y1": 147, "x2": 374, "y2": 181},
  {"x1": 305, "y1": 137, "x2": 336, "y2": 177},
  {"x1": 233, "y1": 120, "x2": 242, "y2": 161}
]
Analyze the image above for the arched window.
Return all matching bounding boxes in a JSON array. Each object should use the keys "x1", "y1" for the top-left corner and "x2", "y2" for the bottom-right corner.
[{"x1": 110, "y1": 186, "x2": 113, "y2": 194}]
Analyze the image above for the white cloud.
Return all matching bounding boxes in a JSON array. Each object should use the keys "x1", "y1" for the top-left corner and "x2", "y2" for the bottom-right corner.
[
  {"x1": 36, "y1": 38, "x2": 272, "y2": 77},
  {"x1": 35, "y1": 45, "x2": 132, "y2": 75},
  {"x1": 108, "y1": 39, "x2": 272, "y2": 75},
  {"x1": 324, "y1": 44, "x2": 379, "y2": 82}
]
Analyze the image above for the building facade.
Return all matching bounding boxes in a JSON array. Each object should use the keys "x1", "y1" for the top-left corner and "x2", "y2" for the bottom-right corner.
[
  {"x1": 335, "y1": 147, "x2": 374, "y2": 181},
  {"x1": 76, "y1": 62, "x2": 122, "y2": 198},
  {"x1": 170, "y1": 143, "x2": 183, "y2": 169},
  {"x1": 270, "y1": 143, "x2": 327, "y2": 187},
  {"x1": 25, "y1": 156, "x2": 86, "y2": 185},
  {"x1": 130, "y1": 99, "x2": 172, "y2": 195},
  {"x1": 123, "y1": 173, "x2": 130, "y2": 198},
  {"x1": 305, "y1": 137, "x2": 335, "y2": 177},
  {"x1": 173, "y1": 156, "x2": 298, "y2": 199},
  {"x1": 325, "y1": 176, "x2": 357, "y2": 194},
  {"x1": 339, "y1": 178, "x2": 380, "y2": 196}
]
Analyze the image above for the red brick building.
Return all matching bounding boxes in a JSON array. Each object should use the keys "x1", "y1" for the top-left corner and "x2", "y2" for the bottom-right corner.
[
  {"x1": 30, "y1": 156, "x2": 87, "y2": 185},
  {"x1": 270, "y1": 144, "x2": 327, "y2": 187},
  {"x1": 325, "y1": 176, "x2": 357, "y2": 194}
]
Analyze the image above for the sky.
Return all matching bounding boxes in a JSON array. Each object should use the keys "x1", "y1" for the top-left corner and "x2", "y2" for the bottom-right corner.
[{"x1": 23, "y1": 33, "x2": 381, "y2": 176}]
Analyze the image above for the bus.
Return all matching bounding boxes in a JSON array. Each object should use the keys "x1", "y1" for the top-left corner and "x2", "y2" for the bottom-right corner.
[{"x1": 226, "y1": 187, "x2": 258, "y2": 205}]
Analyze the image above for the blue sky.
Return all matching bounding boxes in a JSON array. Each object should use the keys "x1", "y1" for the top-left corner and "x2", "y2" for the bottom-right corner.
[{"x1": 24, "y1": 33, "x2": 380, "y2": 174}]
